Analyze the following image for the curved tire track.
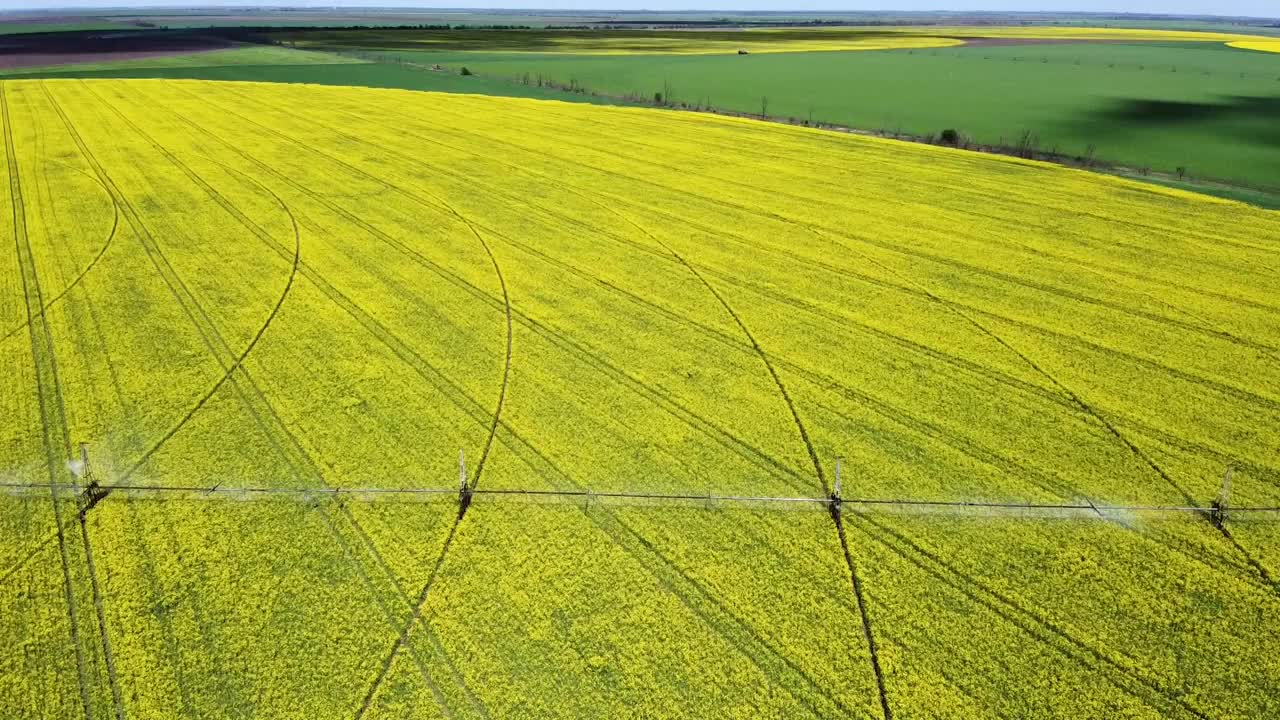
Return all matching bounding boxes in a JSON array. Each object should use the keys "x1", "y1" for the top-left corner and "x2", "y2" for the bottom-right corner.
[
  {"x1": 0, "y1": 159, "x2": 119, "y2": 347},
  {"x1": 115, "y1": 175, "x2": 300, "y2": 483},
  {"x1": 142, "y1": 84, "x2": 509, "y2": 717},
  {"x1": 364, "y1": 93, "x2": 1280, "y2": 332},
  {"x1": 3, "y1": 82, "x2": 100, "y2": 720},
  {"x1": 159, "y1": 80, "x2": 513, "y2": 495}
]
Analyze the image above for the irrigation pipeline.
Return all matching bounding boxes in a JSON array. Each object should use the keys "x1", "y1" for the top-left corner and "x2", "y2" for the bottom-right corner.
[{"x1": 2, "y1": 481, "x2": 1278, "y2": 518}]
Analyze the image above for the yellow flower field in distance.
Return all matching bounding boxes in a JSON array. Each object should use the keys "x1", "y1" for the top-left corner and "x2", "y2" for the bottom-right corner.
[
  {"x1": 279, "y1": 25, "x2": 1277, "y2": 55},
  {"x1": 513, "y1": 30, "x2": 965, "y2": 55},
  {"x1": 887, "y1": 25, "x2": 1276, "y2": 43},
  {"x1": 1, "y1": 78, "x2": 1278, "y2": 718},
  {"x1": 280, "y1": 27, "x2": 965, "y2": 55},
  {"x1": 1228, "y1": 39, "x2": 1280, "y2": 53}
]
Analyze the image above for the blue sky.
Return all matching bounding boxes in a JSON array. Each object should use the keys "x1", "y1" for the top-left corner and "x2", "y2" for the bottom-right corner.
[{"x1": 5, "y1": 2, "x2": 1277, "y2": 20}]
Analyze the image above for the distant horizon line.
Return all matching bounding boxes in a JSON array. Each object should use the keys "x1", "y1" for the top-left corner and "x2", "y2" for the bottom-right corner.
[{"x1": 5, "y1": 6, "x2": 1279, "y2": 21}]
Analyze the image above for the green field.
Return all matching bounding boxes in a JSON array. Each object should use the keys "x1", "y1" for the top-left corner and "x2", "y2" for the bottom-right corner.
[
  {"x1": 8, "y1": 35, "x2": 1278, "y2": 192},
  {"x1": 0, "y1": 46, "x2": 364, "y2": 76},
  {"x1": 0, "y1": 22, "x2": 127, "y2": 35},
  {"x1": 0, "y1": 49, "x2": 624, "y2": 107},
  {"x1": 361, "y1": 41, "x2": 1280, "y2": 189},
  {"x1": 2, "y1": 23, "x2": 1278, "y2": 200}
]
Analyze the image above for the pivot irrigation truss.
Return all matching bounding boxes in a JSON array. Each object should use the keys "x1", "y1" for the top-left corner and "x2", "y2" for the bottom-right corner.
[{"x1": 2, "y1": 482, "x2": 1277, "y2": 521}]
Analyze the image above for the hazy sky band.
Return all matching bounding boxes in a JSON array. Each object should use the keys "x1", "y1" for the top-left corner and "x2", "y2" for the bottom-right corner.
[{"x1": 2, "y1": 2, "x2": 1277, "y2": 21}]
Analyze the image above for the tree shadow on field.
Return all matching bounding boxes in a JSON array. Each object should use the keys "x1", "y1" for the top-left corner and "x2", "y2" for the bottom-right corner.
[
  {"x1": 1058, "y1": 94, "x2": 1280, "y2": 188},
  {"x1": 1084, "y1": 95, "x2": 1280, "y2": 144}
]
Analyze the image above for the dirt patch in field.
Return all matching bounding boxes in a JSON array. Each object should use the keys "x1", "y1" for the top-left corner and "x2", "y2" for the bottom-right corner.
[{"x1": 0, "y1": 33, "x2": 231, "y2": 70}]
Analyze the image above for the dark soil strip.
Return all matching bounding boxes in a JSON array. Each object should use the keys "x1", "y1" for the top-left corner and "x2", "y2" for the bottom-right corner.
[{"x1": 0, "y1": 31, "x2": 232, "y2": 71}]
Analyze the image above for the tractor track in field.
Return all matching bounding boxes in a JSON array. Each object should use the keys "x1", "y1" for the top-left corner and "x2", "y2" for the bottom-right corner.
[
  {"x1": 179, "y1": 156, "x2": 500, "y2": 440},
  {"x1": 481, "y1": 428, "x2": 869, "y2": 719},
  {"x1": 42, "y1": 83, "x2": 1275, "y2": 715},
  {"x1": 336, "y1": 502, "x2": 490, "y2": 720},
  {"x1": 160, "y1": 80, "x2": 514, "y2": 496},
  {"x1": 0, "y1": 158, "x2": 119, "y2": 347},
  {"x1": 159, "y1": 82, "x2": 814, "y2": 495},
  {"x1": 234, "y1": 79, "x2": 1258, "y2": 468},
  {"x1": 830, "y1": 512, "x2": 893, "y2": 720},
  {"x1": 176, "y1": 82, "x2": 1280, "y2": 598},
  {"x1": 42, "y1": 81, "x2": 302, "y2": 486},
  {"x1": 3, "y1": 83, "x2": 101, "y2": 720},
  {"x1": 373, "y1": 106, "x2": 1277, "y2": 498},
  {"x1": 499, "y1": 119, "x2": 1280, "y2": 381},
  {"x1": 541, "y1": 188, "x2": 893, "y2": 717},
  {"x1": 49, "y1": 81, "x2": 475, "y2": 715},
  {"x1": 54, "y1": 82, "x2": 314, "y2": 492},
  {"x1": 243, "y1": 88, "x2": 1280, "y2": 410},
  {"x1": 272, "y1": 121, "x2": 1111, "y2": 487},
  {"x1": 480, "y1": 99, "x2": 1280, "y2": 269},
  {"x1": 123, "y1": 500, "x2": 201, "y2": 716},
  {"x1": 796, "y1": 221, "x2": 1280, "y2": 592},
  {"x1": 192, "y1": 96, "x2": 1208, "y2": 515},
  {"x1": 366, "y1": 94, "x2": 1280, "y2": 332},
  {"x1": 810, "y1": 223, "x2": 1201, "y2": 506},
  {"x1": 81, "y1": 83, "x2": 496, "y2": 718},
  {"x1": 170, "y1": 84, "x2": 832, "y2": 491},
  {"x1": 272, "y1": 86, "x2": 1280, "y2": 613},
  {"x1": 170, "y1": 82, "x2": 1280, "y2": 532},
  {"x1": 42, "y1": 87, "x2": 440, "y2": 708},
  {"x1": 45, "y1": 91, "x2": 475, "y2": 709},
  {"x1": 845, "y1": 513, "x2": 1214, "y2": 720},
  {"x1": 351, "y1": 513, "x2": 468, "y2": 720},
  {"x1": 31, "y1": 107, "x2": 131, "y2": 416},
  {"x1": 318, "y1": 504, "x2": 464, "y2": 720}
]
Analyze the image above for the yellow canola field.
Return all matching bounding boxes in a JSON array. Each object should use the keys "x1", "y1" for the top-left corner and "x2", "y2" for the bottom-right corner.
[
  {"x1": 529, "y1": 32, "x2": 965, "y2": 55},
  {"x1": 1228, "y1": 39, "x2": 1280, "y2": 53},
  {"x1": 1, "y1": 79, "x2": 1279, "y2": 719},
  {"x1": 283, "y1": 27, "x2": 965, "y2": 55},
  {"x1": 280, "y1": 25, "x2": 1276, "y2": 55},
  {"x1": 889, "y1": 25, "x2": 1277, "y2": 43}
]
